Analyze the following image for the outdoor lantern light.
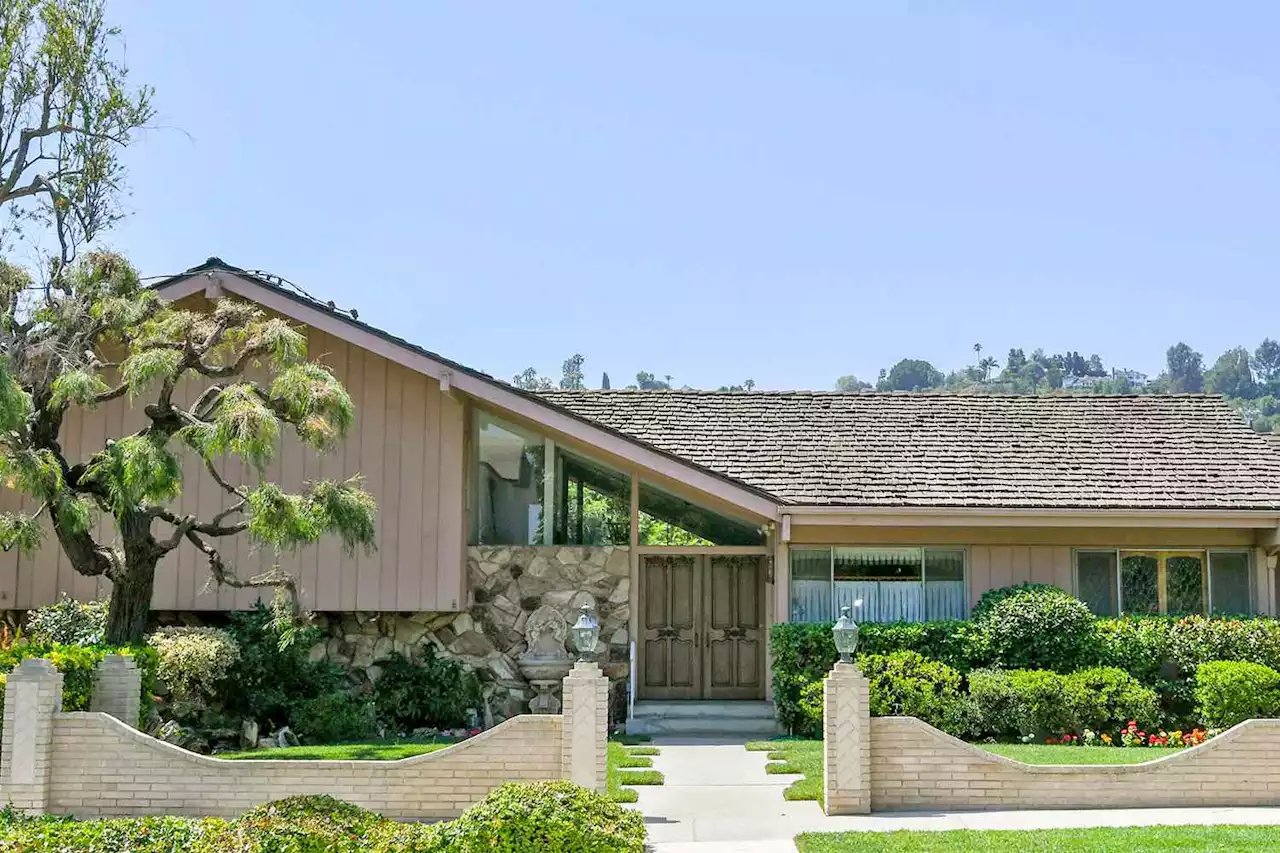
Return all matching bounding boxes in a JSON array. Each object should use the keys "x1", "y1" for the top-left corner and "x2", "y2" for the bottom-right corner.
[
  {"x1": 832, "y1": 604, "x2": 860, "y2": 663},
  {"x1": 570, "y1": 603, "x2": 600, "y2": 662}
]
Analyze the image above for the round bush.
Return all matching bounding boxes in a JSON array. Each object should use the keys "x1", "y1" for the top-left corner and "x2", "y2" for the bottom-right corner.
[
  {"x1": 438, "y1": 781, "x2": 645, "y2": 853},
  {"x1": 1064, "y1": 666, "x2": 1159, "y2": 732},
  {"x1": 967, "y1": 668, "x2": 1022, "y2": 737},
  {"x1": 289, "y1": 691, "x2": 378, "y2": 744},
  {"x1": 1194, "y1": 660, "x2": 1280, "y2": 728},
  {"x1": 979, "y1": 587, "x2": 1099, "y2": 671},
  {"x1": 858, "y1": 650, "x2": 971, "y2": 735},
  {"x1": 971, "y1": 583, "x2": 1066, "y2": 622}
]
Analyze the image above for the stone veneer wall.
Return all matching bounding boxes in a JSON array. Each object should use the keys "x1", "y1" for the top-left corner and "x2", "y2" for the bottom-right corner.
[
  {"x1": 869, "y1": 716, "x2": 1280, "y2": 811},
  {"x1": 308, "y1": 546, "x2": 631, "y2": 723}
]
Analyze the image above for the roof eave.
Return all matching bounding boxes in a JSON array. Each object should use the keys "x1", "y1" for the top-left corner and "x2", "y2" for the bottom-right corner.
[{"x1": 783, "y1": 505, "x2": 1280, "y2": 529}]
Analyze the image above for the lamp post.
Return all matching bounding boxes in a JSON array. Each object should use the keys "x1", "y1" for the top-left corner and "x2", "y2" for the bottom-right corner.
[
  {"x1": 570, "y1": 603, "x2": 600, "y2": 663},
  {"x1": 832, "y1": 604, "x2": 860, "y2": 664}
]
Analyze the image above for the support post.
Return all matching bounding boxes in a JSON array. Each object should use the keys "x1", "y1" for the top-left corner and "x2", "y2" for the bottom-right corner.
[
  {"x1": 561, "y1": 660, "x2": 608, "y2": 792},
  {"x1": 823, "y1": 661, "x2": 871, "y2": 815},
  {"x1": 91, "y1": 654, "x2": 142, "y2": 727},
  {"x1": 0, "y1": 658, "x2": 64, "y2": 814}
]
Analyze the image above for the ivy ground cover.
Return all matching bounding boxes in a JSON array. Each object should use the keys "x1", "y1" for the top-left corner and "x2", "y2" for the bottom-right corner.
[{"x1": 795, "y1": 826, "x2": 1280, "y2": 852}]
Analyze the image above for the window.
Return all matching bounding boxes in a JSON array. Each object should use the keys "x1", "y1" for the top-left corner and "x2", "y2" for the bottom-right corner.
[
  {"x1": 637, "y1": 481, "x2": 764, "y2": 546},
  {"x1": 1074, "y1": 549, "x2": 1253, "y2": 616},
  {"x1": 471, "y1": 412, "x2": 631, "y2": 546},
  {"x1": 788, "y1": 547, "x2": 967, "y2": 623}
]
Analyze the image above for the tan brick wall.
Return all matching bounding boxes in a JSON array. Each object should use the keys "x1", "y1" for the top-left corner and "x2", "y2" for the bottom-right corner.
[
  {"x1": 48, "y1": 712, "x2": 563, "y2": 820},
  {"x1": 871, "y1": 716, "x2": 1280, "y2": 811}
]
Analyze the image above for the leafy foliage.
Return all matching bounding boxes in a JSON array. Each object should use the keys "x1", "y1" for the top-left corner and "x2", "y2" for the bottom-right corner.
[
  {"x1": 0, "y1": 638, "x2": 158, "y2": 728},
  {"x1": 436, "y1": 781, "x2": 646, "y2": 853},
  {"x1": 288, "y1": 692, "x2": 379, "y2": 744},
  {"x1": 372, "y1": 649, "x2": 480, "y2": 733},
  {"x1": 971, "y1": 583, "x2": 1066, "y2": 622},
  {"x1": 147, "y1": 627, "x2": 240, "y2": 723},
  {"x1": 1194, "y1": 661, "x2": 1280, "y2": 728},
  {"x1": 978, "y1": 587, "x2": 1099, "y2": 672},
  {"x1": 25, "y1": 596, "x2": 108, "y2": 645}
]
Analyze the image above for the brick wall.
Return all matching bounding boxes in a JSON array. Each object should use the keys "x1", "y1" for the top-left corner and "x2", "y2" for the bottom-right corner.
[
  {"x1": 871, "y1": 716, "x2": 1280, "y2": 811},
  {"x1": 49, "y1": 712, "x2": 563, "y2": 819}
]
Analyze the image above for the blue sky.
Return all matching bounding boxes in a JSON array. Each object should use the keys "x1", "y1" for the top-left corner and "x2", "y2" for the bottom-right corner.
[{"x1": 107, "y1": 2, "x2": 1279, "y2": 390}]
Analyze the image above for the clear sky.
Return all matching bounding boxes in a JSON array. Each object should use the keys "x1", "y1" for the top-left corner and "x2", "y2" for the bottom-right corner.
[{"x1": 106, "y1": 2, "x2": 1279, "y2": 391}]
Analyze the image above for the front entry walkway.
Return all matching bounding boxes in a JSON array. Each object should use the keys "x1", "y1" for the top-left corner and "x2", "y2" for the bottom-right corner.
[{"x1": 637, "y1": 738, "x2": 1280, "y2": 853}]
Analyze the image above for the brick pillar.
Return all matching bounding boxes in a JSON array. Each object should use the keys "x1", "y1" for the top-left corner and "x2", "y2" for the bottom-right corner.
[
  {"x1": 90, "y1": 654, "x2": 141, "y2": 727},
  {"x1": 0, "y1": 658, "x2": 64, "y2": 814},
  {"x1": 561, "y1": 660, "x2": 608, "y2": 792},
  {"x1": 823, "y1": 660, "x2": 871, "y2": 815}
]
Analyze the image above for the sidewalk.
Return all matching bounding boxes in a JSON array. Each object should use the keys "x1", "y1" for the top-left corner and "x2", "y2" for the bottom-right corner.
[{"x1": 636, "y1": 738, "x2": 1280, "y2": 852}]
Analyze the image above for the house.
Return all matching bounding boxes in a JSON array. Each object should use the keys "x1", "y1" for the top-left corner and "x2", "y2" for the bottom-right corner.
[{"x1": 3, "y1": 259, "x2": 1280, "y2": 726}]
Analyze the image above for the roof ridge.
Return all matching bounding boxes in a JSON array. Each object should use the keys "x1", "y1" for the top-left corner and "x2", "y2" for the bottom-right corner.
[{"x1": 539, "y1": 389, "x2": 1230, "y2": 400}]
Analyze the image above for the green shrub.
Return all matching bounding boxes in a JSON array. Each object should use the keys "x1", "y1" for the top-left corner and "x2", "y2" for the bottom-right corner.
[
  {"x1": 373, "y1": 648, "x2": 480, "y2": 733},
  {"x1": 971, "y1": 583, "x2": 1066, "y2": 622},
  {"x1": 858, "y1": 650, "x2": 972, "y2": 735},
  {"x1": 1005, "y1": 669, "x2": 1074, "y2": 735},
  {"x1": 0, "y1": 811, "x2": 231, "y2": 852},
  {"x1": 0, "y1": 641, "x2": 157, "y2": 727},
  {"x1": 1194, "y1": 660, "x2": 1280, "y2": 728},
  {"x1": 979, "y1": 587, "x2": 1099, "y2": 672},
  {"x1": 24, "y1": 597, "x2": 108, "y2": 645},
  {"x1": 148, "y1": 627, "x2": 240, "y2": 723},
  {"x1": 796, "y1": 679, "x2": 825, "y2": 737},
  {"x1": 967, "y1": 668, "x2": 1023, "y2": 737},
  {"x1": 222, "y1": 603, "x2": 348, "y2": 730},
  {"x1": 1064, "y1": 666, "x2": 1159, "y2": 732},
  {"x1": 437, "y1": 781, "x2": 645, "y2": 853},
  {"x1": 289, "y1": 691, "x2": 378, "y2": 743}
]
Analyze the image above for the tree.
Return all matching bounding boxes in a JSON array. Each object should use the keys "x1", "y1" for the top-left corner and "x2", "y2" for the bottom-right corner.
[
  {"x1": 511, "y1": 367, "x2": 552, "y2": 391},
  {"x1": 633, "y1": 371, "x2": 671, "y2": 391},
  {"x1": 978, "y1": 356, "x2": 999, "y2": 382},
  {"x1": 1164, "y1": 342, "x2": 1205, "y2": 393},
  {"x1": 600, "y1": 372, "x2": 610, "y2": 390},
  {"x1": 1205, "y1": 347, "x2": 1257, "y2": 399},
  {"x1": 0, "y1": 254, "x2": 377, "y2": 643},
  {"x1": 878, "y1": 359, "x2": 944, "y2": 391},
  {"x1": 1255, "y1": 339, "x2": 1280, "y2": 389},
  {"x1": 835, "y1": 374, "x2": 871, "y2": 392},
  {"x1": 716, "y1": 379, "x2": 756, "y2": 392},
  {"x1": 559, "y1": 353, "x2": 585, "y2": 390},
  {"x1": 0, "y1": 0, "x2": 153, "y2": 256}
]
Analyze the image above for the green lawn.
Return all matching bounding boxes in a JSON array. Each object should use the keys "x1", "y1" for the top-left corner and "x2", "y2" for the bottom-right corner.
[
  {"x1": 222, "y1": 736, "x2": 663, "y2": 804},
  {"x1": 220, "y1": 740, "x2": 452, "y2": 761},
  {"x1": 607, "y1": 741, "x2": 664, "y2": 803},
  {"x1": 747, "y1": 739, "x2": 1184, "y2": 805},
  {"x1": 795, "y1": 826, "x2": 1280, "y2": 852}
]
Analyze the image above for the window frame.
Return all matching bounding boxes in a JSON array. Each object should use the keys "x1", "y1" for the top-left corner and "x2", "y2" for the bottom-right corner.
[
  {"x1": 1071, "y1": 547, "x2": 1255, "y2": 617},
  {"x1": 787, "y1": 545, "x2": 970, "y2": 624}
]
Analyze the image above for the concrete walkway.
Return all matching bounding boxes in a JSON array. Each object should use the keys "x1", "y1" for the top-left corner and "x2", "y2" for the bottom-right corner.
[{"x1": 636, "y1": 738, "x2": 1280, "y2": 853}]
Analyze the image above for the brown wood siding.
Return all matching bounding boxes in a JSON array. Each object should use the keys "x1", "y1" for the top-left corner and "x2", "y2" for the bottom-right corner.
[{"x1": 0, "y1": 317, "x2": 465, "y2": 613}]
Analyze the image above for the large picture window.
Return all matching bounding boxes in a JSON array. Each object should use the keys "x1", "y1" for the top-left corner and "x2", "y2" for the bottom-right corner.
[
  {"x1": 789, "y1": 547, "x2": 966, "y2": 624},
  {"x1": 1074, "y1": 549, "x2": 1254, "y2": 617}
]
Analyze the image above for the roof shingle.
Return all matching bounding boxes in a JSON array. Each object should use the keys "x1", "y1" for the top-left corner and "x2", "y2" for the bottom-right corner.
[{"x1": 538, "y1": 391, "x2": 1280, "y2": 511}]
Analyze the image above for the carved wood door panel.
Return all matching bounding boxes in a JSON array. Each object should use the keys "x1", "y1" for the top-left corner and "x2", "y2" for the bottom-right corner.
[
  {"x1": 641, "y1": 555, "x2": 701, "y2": 700},
  {"x1": 704, "y1": 555, "x2": 764, "y2": 700}
]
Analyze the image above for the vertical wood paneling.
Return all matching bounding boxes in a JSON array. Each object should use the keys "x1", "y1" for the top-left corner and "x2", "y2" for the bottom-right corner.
[
  {"x1": 315, "y1": 332, "x2": 345, "y2": 611},
  {"x1": 379, "y1": 367, "x2": 403, "y2": 611},
  {"x1": 436, "y1": 391, "x2": 465, "y2": 611},
  {"x1": 1008, "y1": 546, "x2": 1032, "y2": 584},
  {"x1": 421, "y1": 381, "x2": 441, "y2": 609},
  {"x1": 339, "y1": 343, "x2": 364, "y2": 611},
  {"x1": 989, "y1": 546, "x2": 1013, "y2": 591},
  {"x1": 356, "y1": 352, "x2": 385, "y2": 611},
  {"x1": 969, "y1": 546, "x2": 991, "y2": 607},
  {"x1": 397, "y1": 368, "x2": 426, "y2": 610},
  {"x1": 1028, "y1": 546, "x2": 1053, "y2": 585},
  {"x1": 1051, "y1": 546, "x2": 1074, "y2": 592}
]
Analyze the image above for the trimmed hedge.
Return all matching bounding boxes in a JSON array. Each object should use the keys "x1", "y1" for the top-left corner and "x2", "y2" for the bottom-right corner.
[
  {"x1": 772, "y1": 601, "x2": 1280, "y2": 733},
  {"x1": 0, "y1": 785, "x2": 646, "y2": 853},
  {"x1": 1194, "y1": 661, "x2": 1280, "y2": 728},
  {"x1": 968, "y1": 667, "x2": 1158, "y2": 738},
  {"x1": 0, "y1": 641, "x2": 158, "y2": 729}
]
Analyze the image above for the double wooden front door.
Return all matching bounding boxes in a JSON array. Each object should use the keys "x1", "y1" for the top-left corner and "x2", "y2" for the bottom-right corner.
[{"x1": 640, "y1": 554, "x2": 765, "y2": 700}]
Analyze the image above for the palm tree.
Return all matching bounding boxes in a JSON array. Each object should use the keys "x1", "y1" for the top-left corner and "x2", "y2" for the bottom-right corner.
[{"x1": 979, "y1": 356, "x2": 999, "y2": 381}]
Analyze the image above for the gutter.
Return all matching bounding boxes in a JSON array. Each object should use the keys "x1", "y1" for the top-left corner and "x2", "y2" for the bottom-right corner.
[{"x1": 779, "y1": 505, "x2": 1280, "y2": 531}]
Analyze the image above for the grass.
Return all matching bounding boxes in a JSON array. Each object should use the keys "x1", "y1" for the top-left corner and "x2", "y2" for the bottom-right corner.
[
  {"x1": 220, "y1": 739, "x2": 453, "y2": 761},
  {"x1": 607, "y1": 741, "x2": 664, "y2": 803},
  {"x1": 981, "y1": 744, "x2": 1174, "y2": 765},
  {"x1": 794, "y1": 826, "x2": 1280, "y2": 852},
  {"x1": 747, "y1": 739, "x2": 1188, "y2": 805}
]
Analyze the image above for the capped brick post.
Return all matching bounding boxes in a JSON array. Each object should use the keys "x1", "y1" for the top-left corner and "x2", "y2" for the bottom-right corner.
[
  {"x1": 823, "y1": 660, "x2": 871, "y2": 815},
  {"x1": 91, "y1": 654, "x2": 141, "y2": 727},
  {"x1": 0, "y1": 658, "x2": 64, "y2": 814},
  {"x1": 561, "y1": 660, "x2": 608, "y2": 792}
]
